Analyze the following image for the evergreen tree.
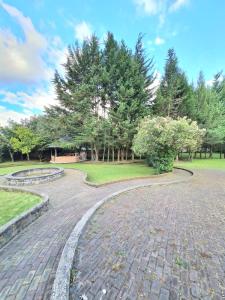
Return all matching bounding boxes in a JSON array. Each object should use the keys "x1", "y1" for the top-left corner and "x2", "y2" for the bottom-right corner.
[
  {"x1": 50, "y1": 32, "x2": 155, "y2": 161},
  {"x1": 135, "y1": 33, "x2": 155, "y2": 101},
  {"x1": 192, "y1": 72, "x2": 225, "y2": 156},
  {"x1": 154, "y1": 48, "x2": 190, "y2": 118}
]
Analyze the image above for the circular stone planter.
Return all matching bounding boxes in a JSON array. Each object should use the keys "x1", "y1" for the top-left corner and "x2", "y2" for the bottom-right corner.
[{"x1": 5, "y1": 167, "x2": 64, "y2": 186}]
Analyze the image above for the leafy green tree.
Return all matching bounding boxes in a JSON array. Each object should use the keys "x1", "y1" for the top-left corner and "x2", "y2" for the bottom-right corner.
[
  {"x1": 27, "y1": 115, "x2": 59, "y2": 161},
  {"x1": 0, "y1": 123, "x2": 17, "y2": 162},
  {"x1": 133, "y1": 116, "x2": 205, "y2": 173},
  {"x1": 10, "y1": 126, "x2": 39, "y2": 160},
  {"x1": 154, "y1": 49, "x2": 190, "y2": 118},
  {"x1": 192, "y1": 72, "x2": 225, "y2": 156}
]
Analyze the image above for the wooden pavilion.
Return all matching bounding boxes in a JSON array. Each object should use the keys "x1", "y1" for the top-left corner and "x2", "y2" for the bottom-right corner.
[{"x1": 48, "y1": 139, "x2": 86, "y2": 163}]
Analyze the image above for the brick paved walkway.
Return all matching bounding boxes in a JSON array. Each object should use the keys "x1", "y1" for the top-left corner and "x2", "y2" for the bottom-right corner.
[
  {"x1": 70, "y1": 170, "x2": 225, "y2": 300},
  {"x1": 0, "y1": 169, "x2": 188, "y2": 300}
]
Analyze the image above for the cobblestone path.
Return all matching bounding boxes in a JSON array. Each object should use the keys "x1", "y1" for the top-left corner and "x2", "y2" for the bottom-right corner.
[
  {"x1": 0, "y1": 169, "x2": 188, "y2": 300},
  {"x1": 70, "y1": 170, "x2": 225, "y2": 300}
]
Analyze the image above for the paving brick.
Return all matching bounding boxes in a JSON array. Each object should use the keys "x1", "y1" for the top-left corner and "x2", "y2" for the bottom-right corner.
[
  {"x1": 1, "y1": 169, "x2": 224, "y2": 299},
  {"x1": 69, "y1": 170, "x2": 225, "y2": 299}
]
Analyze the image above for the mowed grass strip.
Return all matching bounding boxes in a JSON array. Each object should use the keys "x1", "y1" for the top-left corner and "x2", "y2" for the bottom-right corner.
[
  {"x1": 0, "y1": 161, "x2": 156, "y2": 184},
  {"x1": 65, "y1": 162, "x2": 156, "y2": 184},
  {"x1": 0, "y1": 190, "x2": 41, "y2": 226},
  {"x1": 175, "y1": 158, "x2": 225, "y2": 170}
]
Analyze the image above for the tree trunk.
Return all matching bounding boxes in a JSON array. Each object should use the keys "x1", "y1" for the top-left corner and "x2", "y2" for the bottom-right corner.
[
  {"x1": 125, "y1": 148, "x2": 128, "y2": 161},
  {"x1": 27, "y1": 153, "x2": 30, "y2": 161},
  {"x1": 209, "y1": 145, "x2": 213, "y2": 158},
  {"x1": 107, "y1": 147, "x2": 110, "y2": 162},
  {"x1": 112, "y1": 147, "x2": 115, "y2": 162},
  {"x1": 131, "y1": 151, "x2": 134, "y2": 161},
  {"x1": 220, "y1": 144, "x2": 222, "y2": 159},
  {"x1": 38, "y1": 152, "x2": 42, "y2": 162},
  {"x1": 117, "y1": 149, "x2": 120, "y2": 162},
  {"x1": 102, "y1": 145, "x2": 106, "y2": 162},
  {"x1": 94, "y1": 145, "x2": 99, "y2": 161},
  {"x1": 91, "y1": 144, "x2": 94, "y2": 161},
  {"x1": 121, "y1": 149, "x2": 124, "y2": 161},
  {"x1": 54, "y1": 148, "x2": 57, "y2": 157},
  {"x1": 200, "y1": 151, "x2": 202, "y2": 159},
  {"x1": 175, "y1": 154, "x2": 179, "y2": 162},
  {"x1": 9, "y1": 150, "x2": 14, "y2": 162}
]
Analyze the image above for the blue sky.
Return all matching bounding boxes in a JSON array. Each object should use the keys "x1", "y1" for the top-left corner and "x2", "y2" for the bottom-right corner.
[{"x1": 0, "y1": 0, "x2": 225, "y2": 125}]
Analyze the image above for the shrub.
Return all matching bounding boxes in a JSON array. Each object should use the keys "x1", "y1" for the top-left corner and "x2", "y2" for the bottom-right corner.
[{"x1": 133, "y1": 116, "x2": 205, "y2": 173}]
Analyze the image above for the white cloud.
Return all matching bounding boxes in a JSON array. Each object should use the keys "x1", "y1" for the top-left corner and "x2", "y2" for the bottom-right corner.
[
  {"x1": 134, "y1": 0, "x2": 189, "y2": 25},
  {"x1": 0, "y1": 86, "x2": 57, "y2": 111},
  {"x1": 0, "y1": 105, "x2": 33, "y2": 126},
  {"x1": 74, "y1": 21, "x2": 92, "y2": 42},
  {"x1": 0, "y1": 33, "x2": 67, "y2": 119},
  {"x1": 134, "y1": 0, "x2": 159, "y2": 15},
  {"x1": 47, "y1": 36, "x2": 68, "y2": 76},
  {"x1": 154, "y1": 36, "x2": 165, "y2": 45},
  {"x1": 0, "y1": 2, "x2": 70, "y2": 125},
  {"x1": 0, "y1": 1, "x2": 50, "y2": 83},
  {"x1": 169, "y1": 0, "x2": 189, "y2": 12}
]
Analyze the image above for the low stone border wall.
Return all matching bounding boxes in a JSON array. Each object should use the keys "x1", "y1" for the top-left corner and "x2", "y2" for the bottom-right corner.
[
  {"x1": 5, "y1": 167, "x2": 64, "y2": 186},
  {"x1": 0, "y1": 186, "x2": 49, "y2": 248},
  {"x1": 50, "y1": 168, "x2": 193, "y2": 300}
]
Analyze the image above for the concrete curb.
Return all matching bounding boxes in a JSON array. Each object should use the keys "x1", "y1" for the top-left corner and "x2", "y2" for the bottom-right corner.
[
  {"x1": 0, "y1": 185, "x2": 49, "y2": 249},
  {"x1": 50, "y1": 168, "x2": 193, "y2": 300}
]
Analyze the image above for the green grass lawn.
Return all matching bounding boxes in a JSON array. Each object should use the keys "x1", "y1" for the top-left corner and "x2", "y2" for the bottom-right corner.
[
  {"x1": 175, "y1": 158, "x2": 225, "y2": 170},
  {"x1": 1, "y1": 158, "x2": 225, "y2": 183},
  {"x1": 0, "y1": 190, "x2": 41, "y2": 226},
  {"x1": 0, "y1": 161, "x2": 156, "y2": 184},
  {"x1": 66, "y1": 162, "x2": 156, "y2": 184}
]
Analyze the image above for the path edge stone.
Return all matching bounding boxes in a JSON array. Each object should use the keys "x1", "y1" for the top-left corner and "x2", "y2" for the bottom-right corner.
[
  {"x1": 50, "y1": 167, "x2": 193, "y2": 300},
  {"x1": 0, "y1": 185, "x2": 49, "y2": 249}
]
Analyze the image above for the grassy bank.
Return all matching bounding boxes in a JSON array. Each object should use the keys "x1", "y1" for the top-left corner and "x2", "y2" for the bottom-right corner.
[
  {"x1": 175, "y1": 158, "x2": 225, "y2": 170},
  {"x1": 0, "y1": 190, "x2": 41, "y2": 226}
]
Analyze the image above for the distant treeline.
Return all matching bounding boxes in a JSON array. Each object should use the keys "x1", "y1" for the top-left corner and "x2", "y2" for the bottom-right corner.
[{"x1": 1, "y1": 32, "x2": 225, "y2": 162}]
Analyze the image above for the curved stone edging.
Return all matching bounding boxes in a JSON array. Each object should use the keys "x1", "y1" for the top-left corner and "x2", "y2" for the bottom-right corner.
[
  {"x1": 174, "y1": 166, "x2": 194, "y2": 176},
  {"x1": 50, "y1": 167, "x2": 193, "y2": 300},
  {"x1": 70, "y1": 166, "x2": 192, "y2": 188},
  {"x1": 5, "y1": 167, "x2": 64, "y2": 186},
  {"x1": 0, "y1": 185, "x2": 49, "y2": 248},
  {"x1": 73, "y1": 168, "x2": 171, "y2": 188}
]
